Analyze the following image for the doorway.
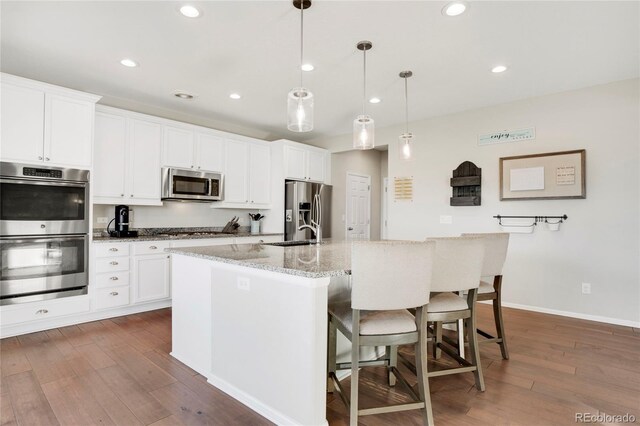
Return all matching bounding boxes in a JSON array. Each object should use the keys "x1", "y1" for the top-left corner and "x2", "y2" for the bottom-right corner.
[{"x1": 345, "y1": 173, "x2": 371, "y2": 240}]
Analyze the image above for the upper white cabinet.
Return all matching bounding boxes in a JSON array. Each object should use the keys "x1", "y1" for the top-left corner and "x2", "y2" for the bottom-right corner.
[
  {"x1": 215, "y1": 139, "x2": 271, "y2": 208},
  {"x1": 93, "y1": 107, "x2": 163, "y2": 206},
  {"x1": 284, "y1": 144, "x2": 327, "y2": 183},
  {"x1": 162, "y1": 126, "x2": 225, "y2": 172},
  {"x1": 0, "y1": 74, "x2": 101, "y2": 168}
]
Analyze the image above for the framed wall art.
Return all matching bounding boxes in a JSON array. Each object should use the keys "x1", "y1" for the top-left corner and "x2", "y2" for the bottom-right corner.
[{"x1": 499, "y1": 149, "x2": 586, "y2": 201}]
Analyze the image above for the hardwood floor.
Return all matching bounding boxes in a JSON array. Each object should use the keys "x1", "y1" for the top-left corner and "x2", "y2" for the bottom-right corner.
[{"x1": 1, "y1": 305, "x2": 639, "y2": 425}]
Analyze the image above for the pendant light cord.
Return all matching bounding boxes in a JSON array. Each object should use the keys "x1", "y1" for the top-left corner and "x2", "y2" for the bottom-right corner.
[
  {"x1": 404, "y1": 76, "x2": 409, "y2": 134},
  {"x1": 300, "y1": 4, "x2": 304, "y2": 89},
  {"x1": 362, "y1": 48, "x2": 367, "y2": 115}
]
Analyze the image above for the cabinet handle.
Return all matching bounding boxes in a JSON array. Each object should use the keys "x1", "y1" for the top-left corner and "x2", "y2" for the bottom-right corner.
[
  {"x1": 110, "y1": 261, "x2": 119, "y2": 265},
  {"x1": 109, "y1": 248, "x2": 118, "y2": 252},
  {"x1": 167, "y1": 255, "x2": 170, "y2": 259},
  {"x1": 259, "y1": 240, "x2": 264, "y2": 243},
  {"x1": 45, "y1": 157, "x2": 50, "y2": 161},
  {"x1": 36, "y1": 309, "x2": 48, "y2": 315},
  {"x1": 38, "y1": 156, "x2": 43, "y2": 160},
  {"x1": 110, "y1": 276, "x2": 119, "y2": 281},
  {"x1": 130, "y1": 194, "x2": 133, "y2": 197},
  {"x1": 190, "y1": 165, "x2": 194, "y2": 168},
  {"x1": 110, "y1": 291, "x2": 119, "y2": 296},
  {"x1": 197, "y1": 166, "x2": 201, "y2": 169},
  {"x1": 149, "y1": 245, "x2": 157, "y2": 250},
  {"x1": 121, "y1": 194, "x2": 124, "y2": 197}
]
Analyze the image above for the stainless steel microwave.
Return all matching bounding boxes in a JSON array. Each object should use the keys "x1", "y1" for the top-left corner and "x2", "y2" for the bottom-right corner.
[{"x1": 161, "y1": 168, "x2": 224, "y2": 202}]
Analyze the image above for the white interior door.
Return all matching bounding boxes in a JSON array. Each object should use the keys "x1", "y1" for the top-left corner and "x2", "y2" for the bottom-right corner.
[{"x1": 346, "y1": 173, "x2": 371, "y2": 240}]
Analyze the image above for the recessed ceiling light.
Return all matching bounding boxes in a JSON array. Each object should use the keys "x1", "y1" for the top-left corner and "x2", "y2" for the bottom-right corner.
[
  {"x1": 491, "y1": 65, "x2": 508, "y2": 73},
  {"x1": 174, "y1": 92, "x2": 194, "y2": 100},
  {"x1": 442, "y1": 1, "x2": 467, "y2": 17},
  {"x1": 301, "y1": 63, "x2": 314, "y2": 72},
  {"x1": 369, "y1": 97, "x2": 381, "y2": 104},
  {"x1": 120, "y1": 58, "x2": 138, "y2": 68},
  {"x1": 179, "y1": 5, "x2": 201, "y2": 18},
  {"x1": 229, "y1": 93, "x2": 241, "y2": 100}
]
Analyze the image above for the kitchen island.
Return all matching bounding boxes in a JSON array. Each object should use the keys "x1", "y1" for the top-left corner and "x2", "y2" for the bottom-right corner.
[{"x1": 166, "y1": 241, "x2": 353, "y2": 426}]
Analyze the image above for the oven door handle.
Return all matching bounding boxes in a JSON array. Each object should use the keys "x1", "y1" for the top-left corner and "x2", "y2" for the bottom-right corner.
[
  {"x1": 0, "y1": 178, "x2": 87, "y2": 188},
  {"x1": 0, "y1": 235, "x2": 88, "y2": 244}
]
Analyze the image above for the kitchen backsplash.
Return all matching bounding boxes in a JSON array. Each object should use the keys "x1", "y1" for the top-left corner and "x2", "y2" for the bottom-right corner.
[{"x1": 93, "y1": 203, "x2": 267, "y2": 230}]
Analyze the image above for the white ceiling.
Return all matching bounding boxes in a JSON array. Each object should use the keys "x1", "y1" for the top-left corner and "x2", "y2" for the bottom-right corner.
[{"x1": 2, "y1": 1, "x2": 638, "y2": 143}]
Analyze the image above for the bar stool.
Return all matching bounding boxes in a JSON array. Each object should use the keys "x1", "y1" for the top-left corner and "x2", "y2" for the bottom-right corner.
[
  {"x1": 328, "y1": 240, "x2": 436, "y2": 426},
  {"x1": 462, "y1": 232, "x2": 510, "y2": 359},
  {"x1": 402, "y1": 237, "x2": 486, "y2": 390}
]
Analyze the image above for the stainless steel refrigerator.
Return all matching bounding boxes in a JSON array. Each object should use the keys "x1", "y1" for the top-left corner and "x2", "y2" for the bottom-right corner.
[{"x1": 284, "y1": 180, "x2": 332, "y2": 241}]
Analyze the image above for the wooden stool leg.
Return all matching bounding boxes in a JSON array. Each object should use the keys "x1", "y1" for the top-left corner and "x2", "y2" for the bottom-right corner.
[
  {"x1": 387, "y1": 345, "x2": 397, "y2": 386},
  {"x1": 433, "y1": 322, "x2": 443, "y2": 359},
  {"x1": 415, "y1": 308, "x2": 434, "y2": 425},
  {"x1": 466, "y1": 291, "x2": 485, "y2": 391},
  {"x1": 493, "y1": 295, "x2": 509, "y2": 360},
  {"x1": 327, "y1": 318, "x2": 337, "y2": 392},
  {"x1": 456, "y1": 318, "x2": 465, "y2": 358}
]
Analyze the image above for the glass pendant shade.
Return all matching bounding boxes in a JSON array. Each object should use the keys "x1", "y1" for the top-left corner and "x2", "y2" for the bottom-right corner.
[
  {"x1": 287, "y1": 88, "x2": 314, "y2": 132},
  {"x1": 399, "y1": 132, "x2": 413, "y2": 160},
  {"x1": 353, "y1": 115, "x2": 375, "y2": 150}
]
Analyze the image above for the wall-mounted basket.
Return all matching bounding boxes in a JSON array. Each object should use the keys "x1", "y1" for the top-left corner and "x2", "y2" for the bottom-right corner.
[{"x1": 450, "y1": 161, "x2": 481, "y2": 206}]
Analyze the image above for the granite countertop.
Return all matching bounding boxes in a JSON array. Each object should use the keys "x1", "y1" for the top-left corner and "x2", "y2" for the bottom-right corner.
[
  {"x1": 165, "y1": 240, "x2": 352, "y2": 278},
  {"x1": 92, "y1": 227, "x2": 282, "y2": 243}
]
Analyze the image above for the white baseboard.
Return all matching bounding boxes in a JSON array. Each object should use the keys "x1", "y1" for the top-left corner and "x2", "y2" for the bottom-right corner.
[
  {"x1": 207, "y1": 374, "x2": 328, "y2": 426},
  {"x1": 499, "y1": 301, "x2": 640, "y2": 328}
]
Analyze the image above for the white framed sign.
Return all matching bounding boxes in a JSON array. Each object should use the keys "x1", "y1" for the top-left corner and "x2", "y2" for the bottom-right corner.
[{"x1": 478, "y1": 127, "x2": 535, "y2": 146}]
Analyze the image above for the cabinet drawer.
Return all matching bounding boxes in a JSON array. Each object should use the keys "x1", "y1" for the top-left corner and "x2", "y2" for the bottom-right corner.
[
  {"x1": 132, "y1": 241, "x2": 171, "y2": 256},
  {"x1": 235, "y1": 235, "x2": 283, "y2": 244},
  {"x1": 94, "y1": 271, "x2": 130, "y2": 288},
  {"x1": 95, "y1": 286, "x2": 130, "y2": 310},
  {"x1": 95, "y1": 257, "x2": 130, "y2": 273},
  {"x1": 94, "y1": 243, "x2": 130, "y2": 258},
  {"x1": 0, "y1": 296, "x2": 90, "y2": 326}
]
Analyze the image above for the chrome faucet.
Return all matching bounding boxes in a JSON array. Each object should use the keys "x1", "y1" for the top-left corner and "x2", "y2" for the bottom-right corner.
[{"x1": 298, "y1": 190, "x2": 323, "y2": 244}]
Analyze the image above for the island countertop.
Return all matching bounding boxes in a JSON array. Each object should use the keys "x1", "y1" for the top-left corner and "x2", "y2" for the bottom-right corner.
[{"x1": 165, "y1": 240, "x2": 352, "y2": 278}]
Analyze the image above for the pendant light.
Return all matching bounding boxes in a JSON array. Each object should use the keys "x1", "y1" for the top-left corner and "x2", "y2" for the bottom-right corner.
[
  {"x1": 398, "y1": 70, "x2": 414, "y2": 160},
  {"x1": 353, "y1": 41, "x2": 374, "y2": 150},
  {"x1": 287, "y1": 0, "x2": 313, "y2": 132}
]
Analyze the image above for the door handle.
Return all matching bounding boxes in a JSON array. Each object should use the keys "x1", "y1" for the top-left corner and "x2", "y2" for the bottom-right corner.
[
  {"x1": 149, "y1": 246, "x2": 157, "y2": 250},
  {"x1": 110, "y1": 261, "x2": 119, "y2": 265},
  {"x1": 348, "y1": 227, "x2": 354, "y2": 231},
  {"x1": 110, "y1": 291, "x2": 119, "y2": 296},
  {"x1": 35, "y1": 309, "x2": 48, "y2": 315}
]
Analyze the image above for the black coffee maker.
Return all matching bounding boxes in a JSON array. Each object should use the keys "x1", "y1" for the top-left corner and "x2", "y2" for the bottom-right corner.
[{"x1": 108, "y1": 205, "x2": 138, "y2": 238}]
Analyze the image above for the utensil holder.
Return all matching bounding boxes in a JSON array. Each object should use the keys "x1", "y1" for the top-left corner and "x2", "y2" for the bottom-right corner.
[{"x1": 251, "y1": 220, "x2": 260, "y2": 234}]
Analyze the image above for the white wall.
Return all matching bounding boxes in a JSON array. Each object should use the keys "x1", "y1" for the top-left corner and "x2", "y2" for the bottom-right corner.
[
  {"x1": 312, "y1": 79, "x2": 640, "y2": 326},
  {"x1": 93, "y1": 203, "x2": 264, "y2": 230},
  {"x1": 330, "y1": 150, "x2": 382, "y2": 241}
]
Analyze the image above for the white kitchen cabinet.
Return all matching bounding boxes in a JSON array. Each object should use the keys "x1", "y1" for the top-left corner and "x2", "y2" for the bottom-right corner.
[
  {"x1": 162, "y1": 127, "x2": 225, "y2": 173},
  {"x1": 133, "y1": 254, "x2": 171, "y2": 303},
  {"x1": 94, "y1": 108, "x2": 162, "y2": 206},
  {"x1": 45, "y1": 95, "x2": 94, "y2": 167},
  {"x1": 0, "y1": 82, "x2": 45, "y2": 163},
  {"x1": 129, "y1": 118, "x2": 162, "y2": 201},
  {"x1": 0, "y1": 74, "x2": 100, "y2": 168},
  {"x1": 94, "y1": 112, "x2": 127, "y2": 199},
  {"x1": 215, "y1": 139, "x2": 271, "y2": 208},
  {"x1": 162, "y1": 125, "x2": 195, "y2": 169},
  {"x1": 249, "y1": 143, "x2": 271, "y2": 205},
  {"x1": 196, "y1": 132, "x2": 224, "y2": 172},
  {"x1": 284, "y1": 144, "x2": 326, "y2": 183},
  {"x1": 223, "y1": 139, "x2": 249, "y2": 203}
]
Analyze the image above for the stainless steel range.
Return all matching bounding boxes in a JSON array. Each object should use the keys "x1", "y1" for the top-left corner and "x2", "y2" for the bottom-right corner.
[{"x1": 0, "y1": 162, "x2": 90, "y2": 305}]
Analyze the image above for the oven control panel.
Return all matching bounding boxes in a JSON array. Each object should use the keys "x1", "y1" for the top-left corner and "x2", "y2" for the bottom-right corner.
[{"x1": 22, "y1": 167, "x2": 63, "y2": 179}]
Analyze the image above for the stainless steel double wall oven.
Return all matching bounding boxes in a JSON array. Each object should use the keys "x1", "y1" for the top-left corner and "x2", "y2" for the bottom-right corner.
[{"x1": 0, "y1": 162, "x2": 90, "y2": 305}]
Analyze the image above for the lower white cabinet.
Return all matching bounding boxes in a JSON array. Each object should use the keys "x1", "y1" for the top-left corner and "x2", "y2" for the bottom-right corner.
[
  {"x1": 95, "y1": 286, "x2": 130, "y2": 310},
  {"x1": 133, "y1": 254, "x2": 171, "y2": 303},
  {"x1": 0, "y1": 296, "x2": 91, "y2": 326}
]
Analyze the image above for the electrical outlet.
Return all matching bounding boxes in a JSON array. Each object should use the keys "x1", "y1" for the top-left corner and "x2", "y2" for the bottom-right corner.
[
  {"x1": 97, "y1": 217, "x2": 108, "y2": 224},
  {"x1": 440, "y1": 215, "x2": 453, "y2": 224},
  {"x1": 237, "y1": 277, "x2": 250, "y2": 292},
  {"x1": 581, "y1": 282, "x2": 591, "y2": 295}
]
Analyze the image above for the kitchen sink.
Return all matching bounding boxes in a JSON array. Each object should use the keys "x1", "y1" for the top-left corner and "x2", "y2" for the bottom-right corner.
[{"x1": 263, "y1": 240, "x2": 316, "y2": 247}]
